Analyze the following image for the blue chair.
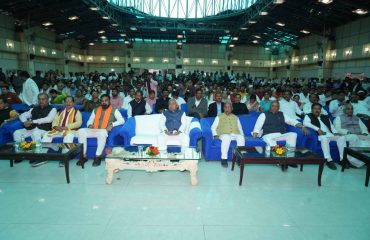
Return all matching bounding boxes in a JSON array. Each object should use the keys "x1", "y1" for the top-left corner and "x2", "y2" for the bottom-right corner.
[
  {"x1": 180, "y1": 103, "x2": 188, "y2": 114},
  {"x1": 11, "y1": 104, "x2": 31, "y2": 113}
]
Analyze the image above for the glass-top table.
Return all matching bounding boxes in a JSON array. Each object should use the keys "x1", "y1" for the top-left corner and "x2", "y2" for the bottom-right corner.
[
  {"x1": 105, "y1": 146, "x2": 201, "y2": 185},
  {"x1": 232, "y1": 146, "x2": 325, "y2": 186},
  {"x1": 0, "y1": 143, "x2": 83, "y2": 183},
  {"x1": 343, "y1": 147, "x2": 370, "y2": 187}
]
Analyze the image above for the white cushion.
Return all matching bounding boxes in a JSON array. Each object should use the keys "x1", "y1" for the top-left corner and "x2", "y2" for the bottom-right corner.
[
  {"x1": 135, "y1": 114, "x2": 161, "y2": 135},
  {"x1": 130, "y1": 135, "x2": 158, "y2": 145}
]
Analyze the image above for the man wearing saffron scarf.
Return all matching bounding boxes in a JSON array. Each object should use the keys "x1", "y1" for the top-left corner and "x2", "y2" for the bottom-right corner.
[
  {"x1": 158, "y1": 99, "x2": 189, "y2": 150},
  {"x1": 77, "y1": 94, "x2": 125, "y2": 167}
]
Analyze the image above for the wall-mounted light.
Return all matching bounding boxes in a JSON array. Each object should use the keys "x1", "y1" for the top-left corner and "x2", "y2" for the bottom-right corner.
[
  {"x1": 40, "y1": 48, "x2": 47, "y2": 54},
  {"x1": 51, "y1": 50, "x2": 56, "y2": 55},
  {"x1": 284, "y1": 59, "x2": 289, "y2": 64},
  {"x1": 87, "y1": 56, "x2": 93, "y2": 61},
  {"x1": 6, "y1": 40, "x2": 14, "y2": 49},
  {"x1": 183, "y1": 58, "x2": 189, "y2": 64},
  {"x1": 162, "y1": 58, "x2": 169, "y2": 63},
  {"x1": 232, "y1": 60, "x2": 239, "y2": 65},
  {"x1": 71, "y1": 54, "x2": 76, "y2": 59},
  {"x1": 364, "y1": 46, "x2": 370, "y2": 54},
  {"x1": 100, "y1": 57, "x2": 106, "y2": 62},
  {"x1": 303, "y1": 56, "x2": 308, "y2": 61},
  {"x1": 212, "y1": 59, "x2": 218, "y2": 65},
  {"x1": 133, "y1": 57, "x2": 140, "y2": 63},
  {"x1": 245, "y1": 60, "x2": 251, "y2": 65},
  {"x1": 196, "y1": 59, "x2": 203, "y2": 64},
  {"x1": 113, "y1": 57, "x2": 120, "y2": 62},
  {"x1": 344, "y1": 48, "x2": 352, "y2": 56},
  {"x1": 313, "y1": 54, "x2": 319, "y2": 60},
  {"x1": 148, "y1": 58, "x2": 154, "y2": 63}
]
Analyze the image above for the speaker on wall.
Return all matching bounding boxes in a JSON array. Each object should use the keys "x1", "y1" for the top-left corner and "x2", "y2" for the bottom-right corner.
[
  {"x1": 79, "y1": 62, "x2": 84, "y2": 67},
  {"x1": 227, "y1": 66, "x2": 231, "y2": 70},
  {"x1": 176, "y1": 64, "x2": 182, "y2": 69},
  {"x1": 272, "y1": 67, "x2": 277, "y2": 72},
  {"x1": 29, "y1": 54, "x2": 35, "y2": 60},
  {"x1": 65, "y1": 60, "x2": 70, "y2": 64},
  {"x1": 127, "y1": 63, "x2": 131, "y2": 68},
  {"x1": 317, "y1": 60, "x2": 323, "y2": 66},
  {"x1": 286, "y1": 66, "x2": 290, "y2": 70}
]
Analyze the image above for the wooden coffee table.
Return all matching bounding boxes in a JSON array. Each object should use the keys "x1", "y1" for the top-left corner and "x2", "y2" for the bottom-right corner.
[
  {"x1": 0, "y1": 143, "x2": 83, "y2": 183},
  {"x1": 232, "y1": 146, "x2": 325, "y2": 186},
  {"x1": 342, "y1": 147, "x2": 370, "y2": 187}
]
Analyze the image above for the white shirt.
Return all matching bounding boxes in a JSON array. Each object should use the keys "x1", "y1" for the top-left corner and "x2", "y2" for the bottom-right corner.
[
  {"x1": 159, "y1": 112, "x2": 187, "y2": 133},
  {"x1": 279, "y1": 99, "x2": 303, "y2": 120},
  {"x1": 253, "y1": 112, "x2": 300, "y2": 137},
  {"x1": 127, "y1": 100, "x2": 152, "y2": 118},
  {"x1": 20, "y1": 78, "x2": 39, "y2": 105},
  {"x1": 333, "y1": 115, "x2": 369, "y2": 135},
  {"x1": 211, "y1": 115, "x2": 244, "y2": 136},
  {"x1": 195, "y1": 99, "x2": 201, "y2": 107},
  {"x1": 351, "y1": 101, "x2": 369, "y2": 116},
  {"x1": 303, "y1": 115, "x2": 337, "y2": 136},
  {"x1": 87, "y1": 108, "x2": 125, "y2": 127},
  {"x1": 20, "y1": 107, "x2": 57, "y2": 125},
  {"x1": 122, "y1": 96, "x2": 134, "y2": 109},
  {"x1": 329, "y1": 100, "x2": 346, "y2": 118},
  {"x1": 299, "y1": 93, "x2": 310, "y2": 104}
]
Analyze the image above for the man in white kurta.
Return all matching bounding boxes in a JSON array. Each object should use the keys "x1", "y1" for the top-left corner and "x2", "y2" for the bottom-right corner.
[
  {"x1": 211, "y1": 103, "x2": 244, "y2": 167},
  {"x1": 334, "y1": 103, "x2": 370, "y2": 168},
  {"x1": 19, "y1": 71, "x2": 39, "y2": 106},
  {"x1": 158, "y1": 99, "x2": 189, "y2": 150},
  {"x1": 77, "y1": 94, "x2": 125, "y2": 166},
  {"x1": 329, "y1": 92, "x2": 346, "y2": 118},
  {"x1": 279, "y1": 90, "x2": 303, "y2": 120}
]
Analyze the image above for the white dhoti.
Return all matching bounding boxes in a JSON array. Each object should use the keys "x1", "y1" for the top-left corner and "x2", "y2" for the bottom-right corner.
[
  {"x1": 77, "y1": 128, "x2": 108, "y2": 156},
  {"x1": 344, "y1": 134, "x2": 370, "y2": 167},
  {"x1": 157, "y1": 133, "x2": 190, "y2": 150},
  {"x1": 13, "y1": 128, "x2": 47, "y2": 142},
  {"x1": 219, "y1": 134, "x2": 244, "y2": 159},
  {"x1": 262, "y1": 132, "x2": 297, "y2": 147},
  {"x1": 318, "y1": 134, "x2": 346, "y2": 162},
  {"x1": 42, "y1": 131, "x2": 76, "y2": 143}
]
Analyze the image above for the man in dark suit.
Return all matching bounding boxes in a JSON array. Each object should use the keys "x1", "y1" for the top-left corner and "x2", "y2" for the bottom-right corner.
[
  {"x1": 232, "y1": 94, "x2": 249, "y2": 115},
  {"x1": 187, "y1": 89, "x2": 208, "y2": 118},
  {"x1": 208, "y1": 92, "x2": 224, "y2": 117}
]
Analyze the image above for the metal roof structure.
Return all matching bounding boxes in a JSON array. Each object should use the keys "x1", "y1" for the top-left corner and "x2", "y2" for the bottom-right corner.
[{"x1": 0, "y1": 0, "x2": 368, "y2": 49}]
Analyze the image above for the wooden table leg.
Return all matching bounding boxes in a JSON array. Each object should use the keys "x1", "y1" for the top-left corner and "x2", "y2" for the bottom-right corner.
[
  {"x1": 80, "y1": 145, "x2": 85, "y2": 169},
  {"x1": 64, "y1": 159, "x2": 70, "y2": 184},
  {"x1": 9, "y1": 159, "x2": 13, "y2": 167},
  {"x1": 300, "y1": 164, "x2": 303, "y2": 172},
  {"x1": 342, "y1": 149, "x2": 347, "y2": 172},
  {"x1": 189, "y1": 160, "x2": 198, "y2": 186},
  {"x1": 365, "y1": 165, "x2": 369, "y2": 187},
  {"x1": 318, "y1": 163, "x2": 324, "y2": 186},
  {"x1": 239, "y1": 163, "x2": 245, "y2": 186},
  {"x1": 231, "y1": 153, "x2": 236, "y2": 171}
]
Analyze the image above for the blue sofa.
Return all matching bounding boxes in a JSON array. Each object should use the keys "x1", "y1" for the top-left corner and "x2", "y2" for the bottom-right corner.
[
  {"x1": 201, "y1": 113, "x2": 316, "y2": 161},
  {"x1": 118, "y1": 114, "x2": 202, "y2": 147},
  {"x1": 0, "y1": 109, "x2": 128, "y2": 159}
]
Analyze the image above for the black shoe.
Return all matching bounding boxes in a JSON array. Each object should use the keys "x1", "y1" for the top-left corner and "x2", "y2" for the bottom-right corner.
[
  {"x1": 59, "y1": 161, "x2": 65, "y2": 167},
  {"x1": 288, "y1": 163, "x2": 298, "y2": 168},
  {"x1": 326, "y1": 161, "x2": 337, "y2": 170},
  {"x1": 14, "y1": 160, "x2": 23, "y2": 164},
  {"x1": 76, "y1": 157, "x2": 88, "y2": 166},
  {"x1": 31, "y1": 160, "x2": 48, "y2": 167},
  {"x1": 92, "y1": 156, "x2": 102, "y2": 167},
  {"x1": 29, "y1": 160, "x2": 36, "y2": 164},
  {"x1": 221, "y1": 159, "x2": 228, "y2": 168}
]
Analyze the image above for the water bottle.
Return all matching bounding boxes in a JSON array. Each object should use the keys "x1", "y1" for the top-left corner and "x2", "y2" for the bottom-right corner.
[
  {"x1": 35, "y1": 139, "x2": 42, "y2": 152},
  {"x1": 20, "y1": 134, "x2": 25, "y2": 142}
]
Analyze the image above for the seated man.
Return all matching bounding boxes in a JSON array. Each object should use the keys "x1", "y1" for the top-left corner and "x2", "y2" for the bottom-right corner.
[
  {"x1": 232, "y1": 94, "x2": 249, "y2": 115},
  {"x1": 49, "y1": 89, "x2": 66, "y2": 104},
  {"x1": 158, "y1": 99, "x2": 189, "y2": 149},
  {"x1": 110, "y1": 87, "x2": 123, "y2": 109},
  {"x1": 253, "y1": 101, "x2": 309, "y2": 169},
  {"x1": 303, "y1": 94, "x2": 328, "y2": 115},
  {"x1": 329, "y1": 91, "x2": 346, "y2": 118},
  {"x1": 334, "y1": 103, "x2": 370, "y2": 168},
  {"x1": 0, "y1": 85, "x2": 22, "y2": 104},
  {"x1": 155, "y1": 89, "x2": 170, "y2": 113},
  {"x1": 279, "y1": 90, "x2": 303, "y2": 120},
  {"x1": 208, "y1": 92, "x2": 224, "y2": 117},
  {"x1": 303, "y1": 103, "x2": 346, "y2": 170},
  {"x1": 77, "y1": 94, "x2": 125, "y2": 166},
  {"x1": 0, "y1": 98, "x2": 19, "y2": 126},
  {"x1": 187, "y1": 89, "x2": 208, "y2": 118},
  {"x1": 211, "y1": 103, "x2": 244, "y2": 168},
  {"x1": 127, "y1": 90, "x2": 152, "y2": 118},
  {"x1": 348, "y1": 93, "x2": 369, "y2": 118},
  {"x1": 13, "y1": 93, "x2": 57, "y2": 167}
]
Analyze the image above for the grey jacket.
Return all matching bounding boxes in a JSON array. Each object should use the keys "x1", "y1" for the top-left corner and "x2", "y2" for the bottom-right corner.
[{"x1": 187, "y1": 97, "x2": 208, "y2": 117}]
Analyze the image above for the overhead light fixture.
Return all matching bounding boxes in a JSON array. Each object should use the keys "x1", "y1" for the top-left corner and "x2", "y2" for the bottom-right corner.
[
  {"x1": 240, "y1": 27, "x2": 248, "y2": 30},
  {"x1": 352, "y1": 9, "x2": 368, "y2": 15},
  {"x1": 100, "y1": 36, "x2": 107, "y2": 39},
  {"x1": 102, "y1": 16, "x2": 109, "y2": 20},
  {"x1": 68, "y1": 16, "x2": 79, "y2": 21},
  {"x1": 51, "y1": 50, "x2": 56, "y2": 55},
  {"x1": 89, "y1": 42, "x2": 95, "y2": 46},
  {"x1": 229, "y1": 44, "x2": 235, "y2": 48},
  {"x1": 232, "y1": 37, "x2": 239, "y2": 41},
  {"x1": 111, "y1": 23, "x2": 118, "y2": 27},
  {"x1": 318, "y1": 0, "x2": 333, "y2": 5},
  {"x1": 300, "y1": 29, "x2": 310, "y2": 34},
  {"x1": 98, "y1": 30, "x2": 105, "y2": 34},
  {"x1": 273, "y1": 0, "x2": 285, "y2": 4},
  {"x1": 130, "y1": 27, "x2": 137, "y2": 31},
  {"x1": 124, "y1": 40, "x2": 130, "y2": 44},
  {"x1": 90, "y1": 7, "x2": 99, "y2": 11},
  {"x1": 260, "y1": 11, "x2": 268, "y2": 16},
  {"x1": 276, "y1": 22, "x2": 285, "y2": 27},
  {"x1": 249, "y1": 20, "x2": 257, "y2": 24},
  {"x1": 42, "y1": 22, "x2": 53, "y2": 26},
  {"x1": 252, "y1": 40, "x2": 259, "y2": 44},
  {"x1": 120, "y1": 33, "x2": 127, "y2": 37},
  {"x1": 254, "y1": 35, "x2": 261, "y2": 39},
  {"x1": 160, "y1": 27, "x2": 166, "y2": 32}
]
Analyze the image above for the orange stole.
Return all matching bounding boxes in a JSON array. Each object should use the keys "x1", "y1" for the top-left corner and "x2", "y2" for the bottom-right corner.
[{"x1": 93, "y1": 105, "x2": 113, "y2": 129}]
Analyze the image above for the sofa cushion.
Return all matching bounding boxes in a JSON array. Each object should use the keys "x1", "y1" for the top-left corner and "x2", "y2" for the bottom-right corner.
[
  {"x1": 130, "y1": 135, "x2": 158, "y2": 145},
  {"x1": 135, "y1": 114, "x2": 161, "y2": 135}
]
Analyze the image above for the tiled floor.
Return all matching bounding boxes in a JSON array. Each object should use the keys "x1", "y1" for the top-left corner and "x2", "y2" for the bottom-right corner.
[{"x1": 0, "y1": 159, "x2": 369, "y2": 240}]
